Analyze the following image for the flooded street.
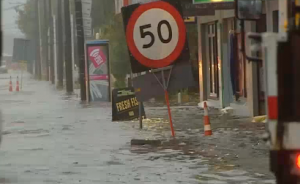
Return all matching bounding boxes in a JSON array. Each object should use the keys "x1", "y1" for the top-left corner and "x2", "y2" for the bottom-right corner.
[{"x1": 0, "y1": 73, "x2": 275, "y2": 184}]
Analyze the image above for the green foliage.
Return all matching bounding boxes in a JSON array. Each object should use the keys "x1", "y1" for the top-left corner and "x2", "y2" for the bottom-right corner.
[
  {"x1": 91, "y1": 0, "x2": 130, "y2": 88},
  {"x1": 16, "y1": 0, "x2": 36, "y2": 39},
  {"x1": 99, "y1": 14, "x2": 131, "y2": 88},
  {"x1": 91, "y1": 0, "x2": 115, "y2": 31}
]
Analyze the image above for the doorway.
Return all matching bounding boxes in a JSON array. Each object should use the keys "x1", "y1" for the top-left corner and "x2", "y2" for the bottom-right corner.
[
  {"x1": 207, "y1": 22, "x2": 219, "y2": 98},
  {"x1": 256, "y1": 14, "x2": 267, "y2": 115}
]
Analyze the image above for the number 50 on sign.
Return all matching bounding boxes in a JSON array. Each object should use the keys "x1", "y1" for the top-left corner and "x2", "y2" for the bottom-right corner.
[{"x1": 122, "y1": 1, "x2": 188, "y2": 73}]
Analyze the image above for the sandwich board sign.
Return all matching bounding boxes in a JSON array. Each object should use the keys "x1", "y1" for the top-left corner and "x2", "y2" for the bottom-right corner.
[
  {"x1": 122, "y1": 0, "x2": 190, "y2": 73},
  {"x1": 112, "y1": 87, "x2": 146, "y2": 121}
]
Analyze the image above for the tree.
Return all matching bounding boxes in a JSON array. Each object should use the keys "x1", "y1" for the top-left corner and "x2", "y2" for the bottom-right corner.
[
  {"x1": 91, "y1": 0, "x2": 115, "y2": 31},
  {"x1": 16, "y1": 0, "x2": 36, "y2": 39},
  {"x1": 99, "y1": 14, "x2": 131, "y2": 88},
  {"x1": 91, "y1": 0, "x2": 131, "y2": 88},
  {"x1": 16, "y1": 0, "x2": 57, "y2": 39}
]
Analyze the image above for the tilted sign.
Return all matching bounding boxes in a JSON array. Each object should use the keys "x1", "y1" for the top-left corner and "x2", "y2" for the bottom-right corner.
[
  {"x1": 112, "y1": 87, "x2": 146, "y2": 121},
  {"x1": 133, "y1": 62, "x2": 196, "y2": 101},
  {"x1": 122, "y1": 0, "x2": 190, "y2": 73},
  {"x1": 12, "y1": 38, "x2": 35, "y2": 63}
]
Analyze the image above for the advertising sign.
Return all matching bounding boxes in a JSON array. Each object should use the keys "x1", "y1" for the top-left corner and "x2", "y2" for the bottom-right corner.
[
  {"x1": 112, "y1": 87, "x2": 145, "y2": 121},
  {"x1": 184, "y1": 17, "x2": 197, "y2": 24},
  {"x1": 122, "y1": 0, "x2": 190, "y2": 73},
  {"x1": 86, "y1": 40, "x2": 111, "y2": 102}
]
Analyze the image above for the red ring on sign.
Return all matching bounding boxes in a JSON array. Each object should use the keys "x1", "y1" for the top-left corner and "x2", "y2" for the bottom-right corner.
[{"x1": 126, "y1": 1, "x2": 186, "y2": 68}]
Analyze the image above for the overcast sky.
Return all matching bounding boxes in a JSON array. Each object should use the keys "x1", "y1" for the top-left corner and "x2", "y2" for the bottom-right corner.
[
  {"x1": 2, "y1": 0, "x2": 26, "y2": 54},
  {"x1": 3, "y1": 0, "x2": 27, "y2": 36}
]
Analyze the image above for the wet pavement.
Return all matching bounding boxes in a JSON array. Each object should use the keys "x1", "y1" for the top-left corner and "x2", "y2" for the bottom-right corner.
[{"x1": 0, "y1": 72, "x2": 275, "y2": 184}]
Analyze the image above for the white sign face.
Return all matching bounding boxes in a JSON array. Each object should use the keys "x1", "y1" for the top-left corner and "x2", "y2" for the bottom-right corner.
[
  {"x1": 82, "y1": 0, "x2": 92, "y2": 18},
  {"x1": 83, "y1": 17, "x2": 92, "y2": 28},
  {"x1": 133, "y1": 8, "x2": 179, "y2": 61},
  {"x1": 84, "y1": 29, "x2": 92, "y2": 37}
]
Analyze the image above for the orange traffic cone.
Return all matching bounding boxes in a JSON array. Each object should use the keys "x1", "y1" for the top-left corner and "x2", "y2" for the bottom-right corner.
[
  {"x1": 16, "y1": 77, "x2": 20, "y2": 92},
  {"x1": 204, "y1": 102, "x2": 212, "y2": 136},
  {"x1": 9, "y1": 76, "x2": 13, "y2": 92}
]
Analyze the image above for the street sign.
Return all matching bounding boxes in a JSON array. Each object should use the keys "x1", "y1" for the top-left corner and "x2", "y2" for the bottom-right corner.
[
  {"x1": 133, "y1": 62, "x2": 196, "y2": 101},
  {"x1": 82, "y1": 0, "x2": 92, "y2": 18},
  {"x1": 193, "y1": 0, "x2": 233, "y2": 3},
  {"x1": 112, "y1": 87, "x2": 146, "y2": 121},
  {"x1": 182, "y1": 1, "x2": 215, "y2": 16},
  {"x1": 83, "y1": 17, "x2": 92, "y2": 28},
  {"x1": 122, "y1": 0, "x2": 189, "y2": 73},
  {"x1": 184, "y1": 16, "x2": 197, "y2": 24},
  {"x1": 84, "y1": 29, "x2": 92, "y2": 37}
]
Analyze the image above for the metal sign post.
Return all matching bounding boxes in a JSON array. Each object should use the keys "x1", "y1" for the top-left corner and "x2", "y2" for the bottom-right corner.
[
  {"x1": 152, "y1": 66, "x2": 175, "y2": 137},
  {"x1": 122, "y1": 1, "x2": 192, "y2": 137},
  {"x1": 139, "y1": 102, "x2": 143, "y2": 129}
]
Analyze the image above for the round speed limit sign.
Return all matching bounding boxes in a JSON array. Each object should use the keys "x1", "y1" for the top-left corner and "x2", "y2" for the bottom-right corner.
[{"x1": 126, "y1": 1, "x2": 186, "y2": 68}]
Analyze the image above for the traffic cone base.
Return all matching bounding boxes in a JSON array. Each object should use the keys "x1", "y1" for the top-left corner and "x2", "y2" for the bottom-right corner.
[
  {"x1": 204, "y1": 125, "x2": 212, "y2": 136},
  {"x1": 9, "y1": 77, "x2": 13, "y2": 92},
  {"x1": 203, "y1": 102, "x2": 213, "y2": 136},
  {"x1": 16, "y1": 77, "x2": 20, "y2": 92}
]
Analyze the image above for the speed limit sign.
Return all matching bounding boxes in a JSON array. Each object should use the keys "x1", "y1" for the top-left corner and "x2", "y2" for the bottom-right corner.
[{"x1": 122, "y1": 1, "x2": 188, "y2": 73}]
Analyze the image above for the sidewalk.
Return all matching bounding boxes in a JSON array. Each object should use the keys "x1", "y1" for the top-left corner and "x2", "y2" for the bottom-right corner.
[{"x1": 127, "y1": 103, "x2": 273, "y2": 180}]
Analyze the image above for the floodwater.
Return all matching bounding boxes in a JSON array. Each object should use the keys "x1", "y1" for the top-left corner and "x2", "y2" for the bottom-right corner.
[{"x1": 0, "y1": 72, "x2": 275, "y2": 184}]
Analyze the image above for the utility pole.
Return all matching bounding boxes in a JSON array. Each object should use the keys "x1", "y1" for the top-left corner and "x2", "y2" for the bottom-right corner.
[
  {"x1": 64, "y1": 0, "x2": 73, "y2": 93},
  {"x1": 49, "y1": 0, "x2": 55, "y2": 84},
  {"x1": 74, "y1": 0, "x2": 87, "y2": 101},
  {"x1": 43, "y1": 0, "x2": 49, "y2": 81},
  {"x1": 56, "y1": 0, "x2": 64, "y2": 89},
  {"x1": 35, "y1": 0, "x2": 41, "y2": 80}
]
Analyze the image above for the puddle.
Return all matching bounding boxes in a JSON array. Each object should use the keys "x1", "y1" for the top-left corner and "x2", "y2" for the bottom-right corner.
[
  {"x1": 18, "y1": 129, "x2": 49, "y2": 135},
  {"x1": 198, "y1": 173, "x2": 255, "y2": 182}
]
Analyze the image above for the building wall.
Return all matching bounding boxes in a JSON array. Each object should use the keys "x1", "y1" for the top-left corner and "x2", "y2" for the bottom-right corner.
[
  {"x1": 197, "y1": 10, "x2": 236, "y2": 108},
  {"x1": 197, "y1": 10, "x2": 264, "y2": 116},
  {"x1": 197, "y1": 2, "x2": 279, "y2": 117},
  {"x1": 265, "y1": 0, "x2": 279, "y2": 32}
]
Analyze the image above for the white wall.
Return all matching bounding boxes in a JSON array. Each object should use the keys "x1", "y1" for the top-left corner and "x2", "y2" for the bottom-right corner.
[
  {"x1": 265, "y1": 0, "x2": 279, "y2": 32},
  {"x1": 115, "y1": 0, "x2": 124, "y2": 14}
]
